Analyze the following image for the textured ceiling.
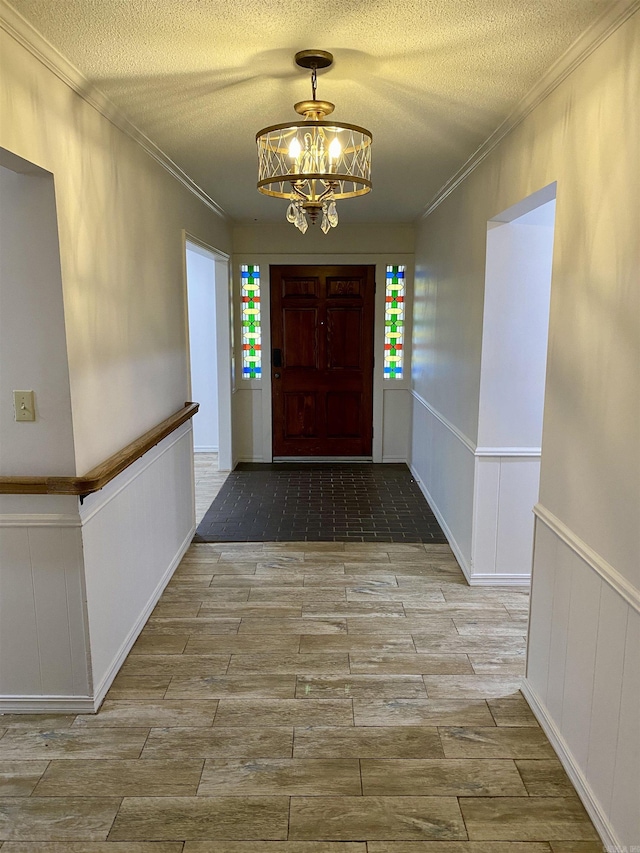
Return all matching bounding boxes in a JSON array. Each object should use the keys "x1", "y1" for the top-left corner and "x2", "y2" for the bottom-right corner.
[{"x1": 8, "y1": 0, "x2": 616, "y2": 223}]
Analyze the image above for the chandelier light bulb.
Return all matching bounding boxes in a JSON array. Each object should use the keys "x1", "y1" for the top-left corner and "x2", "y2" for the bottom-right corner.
[
  {"x1": 329, "y1": 137, "x2": 341, "y2": 163},
  {"x1": 289, "y1": 136, "x2": 301, "y2": 162}
]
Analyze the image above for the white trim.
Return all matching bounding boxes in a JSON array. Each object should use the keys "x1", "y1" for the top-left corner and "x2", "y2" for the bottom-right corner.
[
  {"x1": 382, "y1": 456, "x2": 408, "y2": 464},
  {"x1": 521, "y1": 679, "x2": 617, "y2": 851},
  {"x1": 185, "y1": 235, "x2": 230, "y2": 261},
  {"x1": 475, "y1": 446, "x2": 541, "y2": 457},
  {"x1": 410, "y1": 390, "x2": 476, "y2": 454},
  {"x1": 0, "y1": 512, "x2": 80, "y2": 527},
  {"x1": 0, "y1": 695, "x2": 95, "y2": 713},
  {"x1": 194, "y1": 445, "x2": 219, "y2": 453},
  {"x1": 0, "y1": 0, "x2": 228, "y2": 220},
  {"x1": 467, "y1": 572, "x2": 530, "y2": 587},
  {"x1": 79, "y1": 423, "x2": 191, "y2": 524},
  {"x1": 420, "y1": 0, "x2": 640, "y2": 220},
  {"x1": 534, "y1": 503, "x2": 640, "y2": 613},
  {"x1": 408, "y1": 461, "x2": 471, "y2": 583},
  {"x1": 91, "y1": 523, "x2": 195, "y2": 711}
]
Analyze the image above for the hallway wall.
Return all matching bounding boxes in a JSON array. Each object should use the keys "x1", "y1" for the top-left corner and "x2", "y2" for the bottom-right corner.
[
  {"x1": 410, "y1": 11, "x2": 639, "y2": 847},
  {"x1": 0, "y1": 25, "x2": 231, "y2": 474},
  {"x1": 0, "y1": 19, "x2": 232, "y2": 708}
]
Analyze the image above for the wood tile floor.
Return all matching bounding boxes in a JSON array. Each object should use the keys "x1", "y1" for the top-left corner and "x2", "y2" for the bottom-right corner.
[
  {"x1": 0, "y1": 542, "x2": 604, "y2": 850},
  {"x1": 194, "y1": 453, "x2": 229, "y2": 526}
]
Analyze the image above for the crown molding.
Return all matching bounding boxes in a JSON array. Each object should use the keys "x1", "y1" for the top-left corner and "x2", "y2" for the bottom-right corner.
[
  {"x1": 420, "y1": 0, "x2": 640, "y2": 220},
  {"x1": 0, "y1": 0, "x2": 229, "y2": 220}
]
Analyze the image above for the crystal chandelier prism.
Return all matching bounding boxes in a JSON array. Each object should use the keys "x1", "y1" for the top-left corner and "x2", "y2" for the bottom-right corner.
[{"x1": 256, "y1": 50, "x2": 372, "y2": 233}]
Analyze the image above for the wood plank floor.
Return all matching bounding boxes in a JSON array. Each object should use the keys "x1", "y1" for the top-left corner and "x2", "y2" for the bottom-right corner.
[{"x1": 0, "y1": 541, "x2": 603, "y2": 850}]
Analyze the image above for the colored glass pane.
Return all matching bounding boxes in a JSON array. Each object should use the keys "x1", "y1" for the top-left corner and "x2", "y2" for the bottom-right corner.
[
  {"x1": 241, "y1": 264, "x2": 261, "y2": 379},
  {"x1": 384, "y1": 265, "x2": 405, "y2": 379}
]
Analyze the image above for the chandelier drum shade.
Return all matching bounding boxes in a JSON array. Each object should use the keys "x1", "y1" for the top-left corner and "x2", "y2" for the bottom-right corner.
[{"x1": 256, "y1": 50, "x2": 372, "y2": 233}]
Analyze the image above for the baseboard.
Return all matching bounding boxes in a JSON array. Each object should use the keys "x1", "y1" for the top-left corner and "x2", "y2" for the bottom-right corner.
[
  {"x1": 408, "y1": 462, "x2": 472, "y2": 583},
  {"x1": 91, "y1": 523, "x2": 196, "y2": 711},
  {"x1": 468, "y1": 572, "x2": 531, "y2": 587},
  {"x1": 0, "y1": 695, "x2": 95, "y2": 713},
  {"x1": 382, "y1": 456, "x2": 408, "y2": 463},
  {"x1": 521, "y1": 679, "x2": 616, "y2": 851}
]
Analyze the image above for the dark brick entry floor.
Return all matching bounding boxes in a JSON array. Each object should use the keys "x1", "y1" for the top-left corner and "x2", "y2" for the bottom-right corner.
[{"x1": 194, "y1": 463, "x2": 448, "y2": 543}]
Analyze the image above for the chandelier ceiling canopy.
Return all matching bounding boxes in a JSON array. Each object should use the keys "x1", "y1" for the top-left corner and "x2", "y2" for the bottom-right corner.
[{"x1": 256, "y1": 50, "x2": 372, "y2": 234}]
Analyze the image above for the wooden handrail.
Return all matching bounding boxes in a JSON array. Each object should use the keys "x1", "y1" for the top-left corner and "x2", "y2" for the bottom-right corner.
[{"x1": 0, "y1": 402, "x2": 199, "y2": 497}]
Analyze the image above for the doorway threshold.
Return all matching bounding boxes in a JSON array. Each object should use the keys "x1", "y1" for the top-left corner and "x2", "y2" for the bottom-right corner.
[{"x1": 272, "y1": 456, "x2": 373, "y2": 463}]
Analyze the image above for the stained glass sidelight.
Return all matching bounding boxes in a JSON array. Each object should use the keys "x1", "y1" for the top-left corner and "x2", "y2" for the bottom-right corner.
[
  {"x1": 241, "y1": 264, "x2": 261, "y2": 379},
  {"x1": 384, "y1": 265, "x2": 405, "y2": 379}
]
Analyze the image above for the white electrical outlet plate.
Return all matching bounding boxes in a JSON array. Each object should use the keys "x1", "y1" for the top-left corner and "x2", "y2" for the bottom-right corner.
[{"x1": 14, "y1": 390, "x2": 35, "y2": 422}]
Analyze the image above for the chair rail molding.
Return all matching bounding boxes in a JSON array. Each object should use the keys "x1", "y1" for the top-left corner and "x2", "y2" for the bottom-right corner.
[
  {"x1": 410, "y1": 390, "x2": 476, "y2": 454},
  {"x1": 475, "y1": 446, "x2": 541, "y2": 457},
  {"x1": 534, "y1": 503, "x2": 640, "y2": 612}
]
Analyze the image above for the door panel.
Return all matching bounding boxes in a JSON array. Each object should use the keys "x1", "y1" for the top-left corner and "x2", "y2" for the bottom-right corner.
[
  {"x1": 327, "y1": 308, "x2": 362, "y2": 369},
  {"x1": 283, "y1": 309, "x2": 318, "y2": 368},
  {"x1": 281, "y1": 277, "x2": 319, "y2": 298},
  {"x1": 271, "y1": 264, "x2": 375, "y2": 457},
  {"x1": 326, "y1": 391, "x2": 361, "y2": 438},
  {"x1": 284, "y1": 393, "x2": 317, "y2": 438}
]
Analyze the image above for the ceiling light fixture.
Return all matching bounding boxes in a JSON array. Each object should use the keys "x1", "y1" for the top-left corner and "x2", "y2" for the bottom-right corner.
[{"x1": 256, "y1": 50, "x2": 372, "y2": 234}]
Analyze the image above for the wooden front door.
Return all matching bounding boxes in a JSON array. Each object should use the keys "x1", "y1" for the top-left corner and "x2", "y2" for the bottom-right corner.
[{"x1": 271, "y1": 264, "x2": 375, "y2": 457}]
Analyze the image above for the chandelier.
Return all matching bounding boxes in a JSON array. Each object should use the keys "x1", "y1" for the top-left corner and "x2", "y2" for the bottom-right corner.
[{"x1": 256, "y1": 50, "x2": 372, "y2": 234}]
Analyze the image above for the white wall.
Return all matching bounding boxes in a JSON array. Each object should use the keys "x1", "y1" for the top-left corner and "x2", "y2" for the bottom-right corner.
[
  {"x1": 478, "y1": 201, "x2": 555, "y2": 450},
  {"x1": 0, "y1": 155, "x2": 89, "y2": 709},
  {"x1": 411, "y1": 11, "x2": 639, "y2": 847},
  {"x1": 0, "y1": 12, "x2": 231, "y2": 709},
  {"x1": 0, "y1": 162, "x2": 75, "y2": 476},
  {"x1": 231, "y1": 223, "x2": 415, "y2": 464},
  {"x1": 186, "y1": 244, "x2": 219, "y2": 452},
  {"x1": 471, "y1": 197, "x2": 555, "y2": 582},
  {"x1": 0, "y1": 23, "x2": 231, "y2": 474}
]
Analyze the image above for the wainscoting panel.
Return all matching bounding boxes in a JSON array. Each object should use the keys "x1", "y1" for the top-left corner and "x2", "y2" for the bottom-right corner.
[
  {"x1": 382, "y1": 387, "x2": 410, "y2": 462},
  {"x1": 526, "y1": 510, "x2": 640, "y2": 849},
  {"x1": 471, "y1": 454, "x2": 539, "y2": 582},
  {"x1": 409, "y1": 392, "x2": 475, "y2": 576},
  {"x1": 0, "y1": 520, "x2": 90, "y2": 708},
  {"x1": 80, "y1": 422, "x2": 195, "y2": 704}
]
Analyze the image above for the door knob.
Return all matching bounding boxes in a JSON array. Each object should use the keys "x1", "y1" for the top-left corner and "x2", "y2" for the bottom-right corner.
[{"x1": 274, "y1": 372, "x2": 281, "y2": 379}]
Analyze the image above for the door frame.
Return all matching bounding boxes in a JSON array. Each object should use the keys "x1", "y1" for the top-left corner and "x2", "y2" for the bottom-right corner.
[
  {"x1": 231, "y1": 252, "x2": 414, "y2": 465},
  {"x1": 261, "y1": 255, "x2": 414, "y2": 464},
  {"x1": 182, "y1": 232, "x2": 233, "y2": 471}
]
